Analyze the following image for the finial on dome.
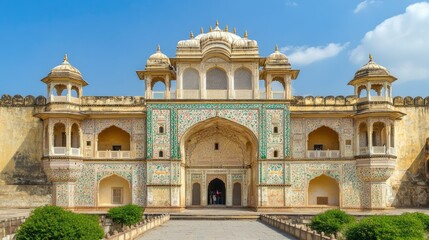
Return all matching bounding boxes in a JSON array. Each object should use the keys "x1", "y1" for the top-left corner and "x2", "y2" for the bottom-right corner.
[
  {"x1": 157, "y1": 44, "x2": 161, "y2": 52},
  {"x1": 200, "y1": 27, "x2": 204, "y2": 34},
  {"x1": 225, "y1": 25, "x2": 229, "y2": 32},
  {"x1": 63, "y1": 54, "x2": 68, "y2": 62},
  {"x1": 275, "y1": 44, "x2": 279, "y2": 52},
  {"x1": 190, "y1": 32, "x2": 194, "y2": 39},
  {"x1": 216, "y1": 20, "x2": 219, "y2": 27},
  {"x1": 209, "y1": 26, "x2": 213, "y2": 32},
  {"x1": 233, "y1": 27, "x2": 237, "y2": 34},
  {"x1": 369, "y1": 53, "x2": 373, "y2": 62},
  {"x1": 244, "y1": 30, "x2": 248, "y2": 38}
]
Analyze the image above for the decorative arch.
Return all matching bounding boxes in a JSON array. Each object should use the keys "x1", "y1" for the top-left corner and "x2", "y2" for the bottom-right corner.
[
  {"x1": 307, "y1": 126, "x2": 340, "y2": 151},
  {"x1": 308, "y1": 174, "x2": 340, "y2": 206},
  {"x1": 98, "y1": 174, "x2": 132, "y2": 206},
  {"x1": 183, "y1": 68, "x2": 200, "y2": 90},
  {"x1": 206, "y1": 67, "x2": 228, "y2": 90},
  {"x1": 180, "y1": 117, "x2": 259, "y2": 163},
  {"x1": 97, "y1": 125, "x2": 131, "y2": 151},
  {"x1": 234, "y1": 67, "x2": 252, "y2": 90},
  {"x1": 95, "y1": 121, "x2": 132, "y2": 136}
]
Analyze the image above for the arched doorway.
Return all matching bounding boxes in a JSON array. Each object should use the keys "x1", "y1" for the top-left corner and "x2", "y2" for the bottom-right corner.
[
  {"x1": 233, "y1": 182, "x2": 242, "y2": 206},
  {"x1": 308, "y1": 175, "x2": 340, "y2": 206},
  {"x1": 208, "y1": 178, "x2": 226, "y2": 205},
  {"x1": 98, "y1": 174, "x2": 131, "y2": 206},
  {"x1": 192, "y1": 183, "x2": 201, "y2": 205}
]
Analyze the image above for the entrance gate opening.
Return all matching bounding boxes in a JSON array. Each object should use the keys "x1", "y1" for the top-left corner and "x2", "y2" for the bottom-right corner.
[{"x1": 208, "y1": 178, "x2": 225, "y2": 205}]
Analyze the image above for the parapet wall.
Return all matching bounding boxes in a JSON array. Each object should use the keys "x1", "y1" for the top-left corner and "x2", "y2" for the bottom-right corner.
[
  {"x1": 393, "y1": 96, "x2": 429, "y2": 106},
  {"x1": 80, "y1": 96, "x2": 145, "y2": 106},
  {"x1": 293, "y1": 95, "x2": 357, "y2": 106},
  {"x1": 0, "y1": 94, "x2": 46, "y2": 106}
]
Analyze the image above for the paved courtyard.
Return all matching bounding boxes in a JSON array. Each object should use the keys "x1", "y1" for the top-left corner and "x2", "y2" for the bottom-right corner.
[{"x1": 136, "y1": 220, "x2": 296, "y2": 240}]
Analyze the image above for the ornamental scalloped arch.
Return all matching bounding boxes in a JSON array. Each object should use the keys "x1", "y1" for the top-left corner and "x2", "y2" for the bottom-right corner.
[
  {"x1": 94, "y1": 119, "x2": 133, "y2": 137},
  {"x1": 180, "y1": 116, "x2": 259, "y2": 162},
  {"x1": 307, "y1": 173, "x2": 341, "y2": 206},
  {"x1": 96, "y1": 172, "x2": 133, "y2": 205},
  {"x1": 305, "y1": 120, "x2": 342, "y2": 139}
]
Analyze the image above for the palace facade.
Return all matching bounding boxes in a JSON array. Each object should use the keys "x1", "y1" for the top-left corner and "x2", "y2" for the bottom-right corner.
[{"x1": 1, "y1": 22, "x2": 429, "y2": 211}]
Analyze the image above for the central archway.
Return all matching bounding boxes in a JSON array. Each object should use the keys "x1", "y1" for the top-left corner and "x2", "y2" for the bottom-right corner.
[
  {"x1": 180, "y1": 117, "x2": 258, "y2": 208},
  {"x1": 208, "y1": 178, "x2": 226, "y2": 205}
]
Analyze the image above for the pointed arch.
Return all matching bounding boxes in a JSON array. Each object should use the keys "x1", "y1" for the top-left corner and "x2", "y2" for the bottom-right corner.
[
  {"x1": 98, "y1": 174, "x2": 132, "y2": 206},
  {"x1": 308, "y1": 174, "x2": 340, "y2": 206},
  {"x1": 97, "y1": 125, "x2": 131, "y2": 151}
]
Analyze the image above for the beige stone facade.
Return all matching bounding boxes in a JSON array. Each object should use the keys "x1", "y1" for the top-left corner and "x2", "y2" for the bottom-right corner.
[{"x1": 1, "y1": 23, "x2": 429, "y2": 210}]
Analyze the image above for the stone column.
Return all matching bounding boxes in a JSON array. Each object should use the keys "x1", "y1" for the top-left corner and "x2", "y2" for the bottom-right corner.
[
  {"x1": 386, "y1": 123, "x2": 391, "y2": 154},
  {"x1": 66, "y1": 83, "x2": 71, "y2": 102},
  {"x1": 201, "y1": 72, "x2": 206, "y2": 99},
  {"x1": 146, "y1": 76, "x2": 152, "y2": 99},
  {"x1": 356, "y1": 158, "x2": 395, "y2": 209},
  {"x1": 267, "y1": 74, "x2": 272, "y2": 100},
  {"x1": 285, "y1": 75, "x2": 292, "y2": 99},
  {"x1": 367, "y1": 82, "x2": 372, "y2": 101},
  {"x1": 253, "y1": 67, "x2": 259, "y2": 99},
  {"x1": 49, "y1": 121, "x2": 54, "y2": 155},
  {"x1": 368, "y1": 122, "x2": 373, "y2": 155},
  {"x1": 66, "y1": 122, "x2": 71, "y2": 155},
  {"x1": 165, "y1": 75, "x2": 170, "y2": 99},
  {"x1": 228, "y1": 72, "x2": 234, "y2": 99},
  {"x1": 43, "y1": 159, "x2": 83, "y2": 208}
]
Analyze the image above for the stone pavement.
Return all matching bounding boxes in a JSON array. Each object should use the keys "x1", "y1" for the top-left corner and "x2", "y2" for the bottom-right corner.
[{"x1": 136, "y1": 220, "x2": 297, "y2": 240}]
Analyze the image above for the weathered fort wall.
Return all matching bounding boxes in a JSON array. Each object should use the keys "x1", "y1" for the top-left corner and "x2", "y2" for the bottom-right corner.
[
  {"x1": 390, "y1": 97, "x2": 429, "y2": 207},
  {"x1": 0, "y1": 94, "x2": 51, "y2": 207}
]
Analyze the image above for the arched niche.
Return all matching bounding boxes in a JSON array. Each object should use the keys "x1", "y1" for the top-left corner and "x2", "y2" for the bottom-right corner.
[
  {"x1": 308, "y1": 174, "x2": 340, "y2": 206},
  {"x1": 234, "y1": 68, "x2": 252, "y2": 90},
  {"x1": 206, "y1": 67, "x2": 227, "y2": 90},
  {"x1": 183, "y1": 68, "x2": 200, "y2": 90},
  {"x1": 307, "y1": 126, "x2": 339, "y2": 151},
  {"x1": 97, "y1": 126, "x2": 131, "y2": 151},
  {"x1": 98, "y1": 174, "x2": 132, "y2": 206}
]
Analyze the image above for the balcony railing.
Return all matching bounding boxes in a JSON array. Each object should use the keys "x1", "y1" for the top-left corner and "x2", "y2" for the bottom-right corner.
[
  {"x1": 234, "y1": 90, "x2": 253, "y2": 99},
  {"x1": 152, "y1": 91, "x2": 165, "y2": 99},
  {"x1": 52, "y1": 147, "x2": 80, "y2": 156},
  {"x1": 259, "y1": 91, "x2": 266, "y2": 99},
  {"x1": 53, "y1": 147, "x2": 66, "y2": 155},
  {"x1": 358, "y1": 96, "x2": 392, "y2": 103},
  {"x1": 359, "y1": 146, "x2": 396, "y2": 155},
  {"x1": 51, "y1": 96, "x2": 67, "y2": 102},
  {"x1": 307, "y1": 150, "x2": 340, "y2": 159},
  {"x1": 271, "y1": 91, "x2": 285, "y2": 99},
  {"x1": 97, "y1": 150, "x2": 131, "y2": 159}
]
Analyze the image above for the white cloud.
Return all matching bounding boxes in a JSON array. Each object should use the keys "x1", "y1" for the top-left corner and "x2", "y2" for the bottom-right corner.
[
  {"x1": 281, "y1": 43, "x2": 349, "y2": 66},
  {"x1": 354, "y1": 0, "x2": 376, "y2": 14},
  {"x1": 285, "y1": 0, "x2": 298, "y2": 7},
  {"x1": 350, "y1": 2, "x2": 429, "y2": 82}
]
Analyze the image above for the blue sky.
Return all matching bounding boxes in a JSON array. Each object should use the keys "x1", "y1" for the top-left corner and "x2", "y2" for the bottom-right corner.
[{"x1": 1, "y1": 0, "x2": 428, "y2": 97}]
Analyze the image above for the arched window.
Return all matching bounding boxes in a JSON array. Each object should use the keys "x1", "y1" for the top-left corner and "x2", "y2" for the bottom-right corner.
[
  {"x1": 159, "y1": 126, "x2": 164, "y2": 134},
  {"x1": 308, "y1": 175, "x2": 339, "y2": 206},
  {"x1": 71, "y1": 123, "x2": 80, "y2": 149},
  {"x1": 98, "y1": 126, "x2": 130, "y2": 151},
  {"x1": 357, "y1": 85, "x2": 368, "y2": 98},
  {"x1": 273, "y1": 150, "x2": 278, "y2": 158},
  {"x1": 307, "y1": 126, "x2": 339, "y2": 150},
  {"x1": 98, "y1": 175, "x2": 131, "y2": 206},
  {"x1": 273, "y1": 126, "x2": 279, "y2": 134},
  {"x1": 159, "y1": 150, "x2": 164, "y2": 158},
  {"x1": 206, "y1": 68, "x2": 227, "y2": 90},
  {"x1": 234, "y1": 68, "x2": 252, "y2": 90},
  {"x1": 53, "y1": 84, "x2": 67, "y2": 96},
  {"x1": 183, "y1": 68, "x2": 200, "y2": 90},
  {"x1": 71, "y1": 86, "x2": 79, "y2": 98},
  {"x1": 152, "y1": 80, "x2": 166, "y2": 99}
]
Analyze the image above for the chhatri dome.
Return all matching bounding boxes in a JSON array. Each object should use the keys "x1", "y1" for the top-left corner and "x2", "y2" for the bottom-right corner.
[
  {"x1": 265, "y1": 45, "x2": 290, "y2": 67},
  {"x1": 353, "y1": 54, "x2": 396, "y2": 80},
  {"x1": 146, "y1": 45, "x2": 171, "y2": 67},
  {"x1": 44, "y1": 54, "x2": 84, "y2": 82}
]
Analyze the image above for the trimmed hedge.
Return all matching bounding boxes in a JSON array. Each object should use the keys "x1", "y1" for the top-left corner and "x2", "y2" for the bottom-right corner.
[
  {"x1": 344, "y1": 214, "x2": 425, "y2": 240},
  {"x1": 107, "y1": 204, "x2": 144, "y2": 227},
  {"x1": 16, "y1": 206, "x2": 104, "y2": 240},
  {"x1": 309, "y1": 209, "x2": 355, "y2": 235}
]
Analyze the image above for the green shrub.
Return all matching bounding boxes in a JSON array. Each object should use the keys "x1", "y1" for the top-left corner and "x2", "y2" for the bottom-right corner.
[
  {"x1": 308, "y1": 209, "x2": 354, "y2": 235},
  {"x1": 16, "y1": 205, "x2": 104, "y2": 240},
  {"x1": 402, "y1": 212, "x2": 429, "y2": 231},
  {"x1": 107, "y1": 204, "x2": 144, "y2": 227},
  {"x1": 344, "y1": 215, "x2": 425, "y2": 240}
]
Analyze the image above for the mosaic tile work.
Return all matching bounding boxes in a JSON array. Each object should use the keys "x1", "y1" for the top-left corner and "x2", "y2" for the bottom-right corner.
[
  {"x1": 261, "y1": 163, "x2": 284, "y2": 184},
  {"x1": 146, "y1": 103, "x2": 290, "y2": 160},
  {"x1": 288, "y1": 161, "x2": 362, "y2": 208},
  {"x1": 74, "y1": 162, "x2": 145, "y2": 206},
  {"x1": 147, "y1": 163, "x2": 170, "y2": 184}
]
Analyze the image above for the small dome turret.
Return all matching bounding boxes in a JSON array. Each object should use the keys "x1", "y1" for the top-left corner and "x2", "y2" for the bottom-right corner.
[
  {"x1": 146, "y1": 45, "x2": 171, "y2": 67},
  {"x1": 353, "y1": 54, "x2": 394, "y2": 80},
  {"x1": 265, "y1": 45, "x2": 290, "y2": 67},
  {"x1": 44, "y1": 54, "x2": 85, "y2": 83}
]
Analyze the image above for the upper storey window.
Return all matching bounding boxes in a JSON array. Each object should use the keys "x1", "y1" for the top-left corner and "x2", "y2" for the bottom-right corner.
[
  {"x1": 183, "y1": 68, "x2": 200, "y2": 90},
  {"x1": 206, "y1": 68, "x2": 227, "y2": 90},
  {"x1": 234, "y1": 68, "x2": 252, "y2": 90}
]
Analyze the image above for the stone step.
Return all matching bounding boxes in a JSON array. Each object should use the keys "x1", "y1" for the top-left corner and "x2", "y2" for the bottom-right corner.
[{"x1": 170, "y1": 215, "x2": 260, "y2": 220}]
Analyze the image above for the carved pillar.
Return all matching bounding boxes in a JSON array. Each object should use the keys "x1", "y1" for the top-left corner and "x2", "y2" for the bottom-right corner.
[
  {"x1": 201, "y1": 72, "x2": 206, "y2": 99},
  {"x1": 357, "y1": 159, "x2": 395, "y2": 209},
  {"x1": 267, "y1": 74, "x2": 272, "y2": 99},
  {"x1": 285, "y1": 75, "x2": 292, "y2": 99},
  {"x1": 165, "y1": 75, "x2": 170, "y2": 99},
  {"x1": 43, "y1": 159, "x2": 83, "y2": 208},
  {"x1": 66, "y1": 122, "x2": 71, "y2": 155},
  {"x1": 367, "y1": 82, "x2": 372, "y2": 101},
  {"x1": 49, "y1": 121, "x2": 54, "y2": 155},
  {"x1": 228, "y1": 72, "x2": 234, "y2": 99},
  {"x1": 146, "y1": 76, "x2": 152, "y2": 99},
  {"x1": 368, "y1": 122, "x2": 373, "y2": 154},
  {"x1": 253, "y1": 68, "x2": 259, "y2": 99},
  {"x1": 386, "y1": 123, "x2": 391, "y2": 153},
  {"x1": 66, "y1": 83, "x2": 71, "y2": 102}
]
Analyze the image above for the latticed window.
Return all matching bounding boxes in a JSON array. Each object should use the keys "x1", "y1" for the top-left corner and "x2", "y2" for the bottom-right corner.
[{"x1": 112, "y1": 187, "x2": 123, "y2": 204}]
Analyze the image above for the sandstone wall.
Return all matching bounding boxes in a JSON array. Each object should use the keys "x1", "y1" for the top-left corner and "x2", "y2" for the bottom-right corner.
[
  {"x1": 390, "y1": 99, "x2": 429, "y2": 207},
  {"x1": 0, "y1": 94, "x2": 51, "y2": 207}
]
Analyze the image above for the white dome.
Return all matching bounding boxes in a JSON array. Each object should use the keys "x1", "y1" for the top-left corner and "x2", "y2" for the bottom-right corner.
[
  {"x1": 146, "y1": 46, "x2": 171, "y2": 67},
  {"x1": 266, "y1": 46, "x2": 289, "y2": 65},
  {"x1": 48, "y1": 55, "x2": 83, "y2": 80},
  {"x1": 354, "y1": 55, "x2": 391, "y2": 79}
]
